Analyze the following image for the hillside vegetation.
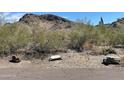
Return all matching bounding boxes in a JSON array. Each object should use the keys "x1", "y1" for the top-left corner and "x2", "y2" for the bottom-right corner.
[{"x1": 0, "y1": 14, "x2": 124, "y2": 58}]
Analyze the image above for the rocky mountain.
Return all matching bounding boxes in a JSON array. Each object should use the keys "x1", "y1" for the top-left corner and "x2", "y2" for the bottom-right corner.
[
  {"x1": 95, "y1": 17, "x2": 124, "y2": 31},
  {"x1": 19, "y1": 14, "x2": 73, "y2": 30},
  {"x1": 102, "y1": 18, "x2": 124, "y2": 30},
  {"x1": 17, "y1": 14, "x2": 124, "y2": 31},
  {"x1": 107, "y1": 18, "x2": 124, "y2": 29}
]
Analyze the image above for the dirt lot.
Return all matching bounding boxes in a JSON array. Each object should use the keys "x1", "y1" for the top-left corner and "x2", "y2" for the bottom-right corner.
[
  {"x1": 0, "y1": 52, "x2": 124, "y2": 80},
  {"x1": 1, "y1": 66, "x2": 124, "y2": 80}
]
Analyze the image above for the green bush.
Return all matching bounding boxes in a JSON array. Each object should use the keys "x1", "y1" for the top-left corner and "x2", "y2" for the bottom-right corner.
[
  {"x1": 101, "y1": 48, "x2": 116, "y2": 55},
  {"x1": 45, "y1": 31, "x2": 68, "y2": 50},
  {"x1": 0, "y1": 23, "x2": 31, "y2": 55},
  {"x1": 0, "y1": 18, "x2": 124, "y2": 57}
]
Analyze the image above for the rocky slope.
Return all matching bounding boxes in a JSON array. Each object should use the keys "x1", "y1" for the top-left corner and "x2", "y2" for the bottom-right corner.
[
  {"x1": 106, "y1": 18, "x2": 124, "y2": 30},
  {"x1": 19, "y1": 14, "x2": 73, "y2": 30}
]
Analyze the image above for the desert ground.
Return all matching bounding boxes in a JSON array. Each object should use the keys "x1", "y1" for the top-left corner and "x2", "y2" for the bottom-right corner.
[
  {"x1": 1, "y1": 13, "x2": 124, "y2": 80},
  {"x1": 0, "y1": 51, "x2": 124, "y2": 80}
]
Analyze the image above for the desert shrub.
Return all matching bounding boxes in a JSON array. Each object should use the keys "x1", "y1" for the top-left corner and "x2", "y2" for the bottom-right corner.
[
  {"x1": 68, "y1": 30, "x2": 84, "y2": 51},
  {"x1": 0, "y1": 23, "x2": 31, "y2": 55},
  {"x1": 37, "y1": 31, "x2": 46, "y2": 48},
  {"x1": 97, "y1": 29, "x2": 124, "y2": 46},
  {"x1": 68, "y1": 23, "x2": 95, "y2": 51},
  {"x1": 12, "y1": 24, "x2": 31, "y2": 49},
  {"x1": 83, "y1": 41, "x2": 94, "y2": 50},
  {"x1": 101, "y1": 48, "x2": 116, "y2": 55},
  {"x1": 1, "y1": 17, "x2": 124, "y2": 57},
  {"x1": 45, "y1": 31, "x2": 68, "y2": 52},
  {"x1": 24, "y1": 30, "x2": 69, "y2": 58}
]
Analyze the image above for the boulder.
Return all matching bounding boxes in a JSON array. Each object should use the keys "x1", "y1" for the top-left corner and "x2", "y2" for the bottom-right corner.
[
  {"x1": 9, "y1": 56, "x2": 21, "y2": 63},
  {"x1": 49, "y1": 55, "x2": 62, "y2": 61},
  {"x1": 102, "y1": 54, "x2": 121, "y2": 66}
]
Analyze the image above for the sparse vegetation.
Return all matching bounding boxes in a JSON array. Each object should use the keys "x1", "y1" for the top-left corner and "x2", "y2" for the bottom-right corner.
[
  {"x1": 0, "y1": 14, "x2": 124, "y2": 58},
  {"x1": 101, "y1": 48, "x2": 117, "y2": 55}
]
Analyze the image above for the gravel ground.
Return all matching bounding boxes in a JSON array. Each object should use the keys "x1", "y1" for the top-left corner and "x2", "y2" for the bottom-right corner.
[{"x1": 0, "y1": 52, "x2": 124, "y2": 79}]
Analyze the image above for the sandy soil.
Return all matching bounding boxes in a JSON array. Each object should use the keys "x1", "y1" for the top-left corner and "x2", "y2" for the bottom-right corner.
[
  {"x1": 0, "y1": 52, "x2": 124, "y2": 80},
  {"x1": 1, "y1": 67, "x2": 124, "y2": 80}
]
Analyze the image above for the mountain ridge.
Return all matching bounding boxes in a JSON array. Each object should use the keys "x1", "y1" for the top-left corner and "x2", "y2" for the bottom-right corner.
[
  {"x1": 17, "y1": 13, "x2": 124, "y2": 31},
  {"x1": 18, "y1": 13, "x2": 74, "y2": 30}
]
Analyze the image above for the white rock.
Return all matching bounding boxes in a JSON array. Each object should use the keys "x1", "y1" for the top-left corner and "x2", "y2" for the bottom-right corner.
[
  {"x1": 102, "y1": 54, "x2": 121, "y2": 65},
  {"x1": 49, "y1": 55, "x2": 62, "y2": 61},
  {"x1": 105, "y1": 54, "x2": 121, "y2": 60},
  {"x1": 104, "y1": 54, "x2": 121, "y2": 61}
]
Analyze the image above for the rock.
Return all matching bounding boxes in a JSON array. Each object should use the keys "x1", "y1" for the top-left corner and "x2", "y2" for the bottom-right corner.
[
  {"x1": 9, "y1": 56, "x2": 21, "y2": 63},
  {"x1": 102, "y1": 54, "x2": 121, "y2": 66},
  {"x1": 49, "y1": 55, "x2": 62, "y2": 61}
]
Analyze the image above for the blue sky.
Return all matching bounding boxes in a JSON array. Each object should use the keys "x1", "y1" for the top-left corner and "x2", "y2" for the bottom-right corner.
[{"x1": 2, "y1": 12, "x2": 124, "y2": 25}]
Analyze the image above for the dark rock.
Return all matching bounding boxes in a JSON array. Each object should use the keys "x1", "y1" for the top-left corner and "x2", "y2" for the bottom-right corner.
[
  {"x1": 9, "y1": 56, "x2": 21, "y2": 63},
  {"x1": 102, "y1": 57, "x2": 120, "y2": 66}
]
